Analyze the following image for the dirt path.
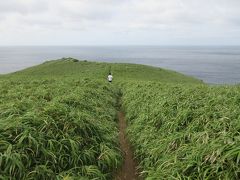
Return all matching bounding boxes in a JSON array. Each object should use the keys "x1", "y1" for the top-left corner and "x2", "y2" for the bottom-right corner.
[{"x1": 115, "y1": 111, "x2": 140, "y2": 180}]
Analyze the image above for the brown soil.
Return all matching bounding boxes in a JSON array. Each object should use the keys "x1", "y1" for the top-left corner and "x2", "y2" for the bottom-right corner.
[{"x1": 115, "y1": 111, "x2": 140, "y2": 180}]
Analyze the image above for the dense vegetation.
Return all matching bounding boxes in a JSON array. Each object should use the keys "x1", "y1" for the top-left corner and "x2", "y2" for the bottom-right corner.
[
  {"x1": 0, "y1": 58, "x2": 239, "y2": 179},
  {"x1": 121, "y1": 82, "x2": 240, "y2": 179},
  {"x1": 0, "y1": 71, "x2": 122, "y2": 179}
]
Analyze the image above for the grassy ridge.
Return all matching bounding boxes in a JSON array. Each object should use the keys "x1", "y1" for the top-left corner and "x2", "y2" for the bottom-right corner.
[{"x1": 121, "y1": 82, "x2": 240, "y2": 179}]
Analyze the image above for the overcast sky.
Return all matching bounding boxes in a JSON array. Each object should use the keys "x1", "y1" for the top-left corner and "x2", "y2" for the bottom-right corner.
[{"x1": 0, "y1": 0, "x2": 240, "y2": 46}]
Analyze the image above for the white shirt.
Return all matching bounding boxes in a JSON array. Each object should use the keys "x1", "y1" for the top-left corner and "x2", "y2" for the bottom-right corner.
[{"x1": 108, "y1": 75, "x2": 113, "y2": 81}]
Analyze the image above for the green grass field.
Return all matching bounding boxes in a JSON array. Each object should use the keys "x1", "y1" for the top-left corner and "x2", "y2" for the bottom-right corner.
[
  {"x1": 121, "y1": 82, "x2": 240, "y2": 179},
  {"x1": 0, "y1": 57, "x2": 239, "y2": 179}
]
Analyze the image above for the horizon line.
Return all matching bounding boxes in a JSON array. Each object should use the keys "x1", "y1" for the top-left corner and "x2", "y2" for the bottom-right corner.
[{"x1": 1, "y1": 44, "x2": 240, "y2": 47}]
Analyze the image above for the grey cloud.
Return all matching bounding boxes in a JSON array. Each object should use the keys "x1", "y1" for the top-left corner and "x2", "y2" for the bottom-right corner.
[
  {"x1": 22, "y1": 18, "x2": 62, "y2": 29},
  {"x1": 0, "y1": 0, "x2": 48, "y2": 15},
  {"x1": 0, "y1": 0, "x2": 240, "y2": 45},
  {"x1": 55, "y1": 0, "x2": 127, "y2": 22}
]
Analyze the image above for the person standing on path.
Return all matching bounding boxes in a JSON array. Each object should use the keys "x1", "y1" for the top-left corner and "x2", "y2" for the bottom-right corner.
[{"x1": 107, "y1": 73, "x2": 113, "y2": 83}]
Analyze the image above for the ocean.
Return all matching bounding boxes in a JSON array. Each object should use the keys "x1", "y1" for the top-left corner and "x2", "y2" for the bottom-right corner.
[{"x1": 0, "y1": 46, "x2": 239, "y2": 84}]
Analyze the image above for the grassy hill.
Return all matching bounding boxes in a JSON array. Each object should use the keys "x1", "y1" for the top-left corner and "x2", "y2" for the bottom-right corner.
[
  {"x1": 9, "y1": 58, "x2": 202, "y2": 84},
  {"x1": 1, "y1": 58, "x2": 239, "y2": 179}
]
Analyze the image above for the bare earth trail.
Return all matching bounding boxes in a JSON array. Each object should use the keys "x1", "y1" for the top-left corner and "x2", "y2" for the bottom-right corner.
[{"x1": 115, "y1": 111, "x2": 140, "y2": 180}]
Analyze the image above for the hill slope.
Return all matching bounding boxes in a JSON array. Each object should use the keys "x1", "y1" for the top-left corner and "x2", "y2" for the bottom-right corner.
[
  {"x1": 3, "y1": 58, "x2": 240, "y2": 179},
  {"x1": 0, "y1": 58, "x2": 201, "y2": 179},
  {"x1": 8, "y1": 58, "x2": 202, "y2": 84}
]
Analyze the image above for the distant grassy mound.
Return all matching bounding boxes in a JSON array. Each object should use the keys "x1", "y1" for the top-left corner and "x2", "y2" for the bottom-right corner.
[{"x1": 10, "y1": 57, "x2": 202, "y2": 84}]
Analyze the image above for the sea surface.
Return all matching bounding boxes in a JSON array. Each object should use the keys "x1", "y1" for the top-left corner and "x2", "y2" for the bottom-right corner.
[{"x1": 0, "y1": 46, "x2": 240, "y2": 84}]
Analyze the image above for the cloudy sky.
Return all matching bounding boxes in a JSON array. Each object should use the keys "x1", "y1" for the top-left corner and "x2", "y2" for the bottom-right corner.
[{"x1": 0, "y1": 0, "x2": 240, "y2": 46}]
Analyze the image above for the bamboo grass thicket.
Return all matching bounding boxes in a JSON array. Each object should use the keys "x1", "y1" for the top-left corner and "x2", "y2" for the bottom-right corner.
[
  {"x1": 1, "y1": 59, "x2": 239, "y2": 179},
  {"x1": 121, "y1": 82, "x2": 240, "y2": 179},
  {"x1": 0, "y1": 78, "x2": 122, "y2": 179}
]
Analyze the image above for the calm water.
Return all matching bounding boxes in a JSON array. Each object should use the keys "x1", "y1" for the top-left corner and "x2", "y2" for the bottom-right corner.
[{"x1": 0, "y1": 46, "x2": 240, "y2": 84}]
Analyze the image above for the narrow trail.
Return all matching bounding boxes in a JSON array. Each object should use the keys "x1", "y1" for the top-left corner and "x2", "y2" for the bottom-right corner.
[{"x1": 115, "y1": 111, "x2": 140, "y2": 180}]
